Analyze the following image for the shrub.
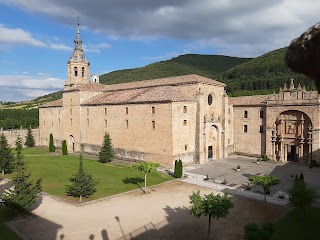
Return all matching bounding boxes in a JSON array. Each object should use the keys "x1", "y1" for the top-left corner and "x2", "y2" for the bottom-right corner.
[
  {"x1": 309, "y1": 160, "x2": 319, "y2": 168},
  {"x1": 49, "y1": 133, "x2": 55, "y2": 152},
  {"x1": 263, "y1": 154, "x2": 270, "y2": 161},
  {"x1": 62, "y1": 140, "x2": 68, "y2": 155},
  {"x1": 174, "y1": 159, "x2": 183, "y2": 178},
  {"x1": 244, "y1": 222, "x2": 274, "y2": 240}
]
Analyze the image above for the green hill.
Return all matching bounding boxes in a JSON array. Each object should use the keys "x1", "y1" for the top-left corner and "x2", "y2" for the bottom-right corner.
[
  {"x1": 221, "y1": 48, "x2": 315, "y2": 96},
  {"x1": 100, "y1": 54, "x2": 252, "y2": 84}
]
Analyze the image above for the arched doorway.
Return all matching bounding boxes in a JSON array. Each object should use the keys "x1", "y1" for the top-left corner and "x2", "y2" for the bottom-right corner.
[
  {"x1": 272, "y1": 110, "x2": 312, "y2": 163},
  {"x1": 69, "y1": 135, "x2": 75, "y2": 152},
  {"x1": 207, "y1": 125, "x2": 219, "y2": 160}
]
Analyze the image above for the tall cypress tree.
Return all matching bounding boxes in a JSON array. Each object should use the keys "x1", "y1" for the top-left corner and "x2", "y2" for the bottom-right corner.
[
  {"x1": 0, "y1": 133, "x2": 14, "y2": 175},
  {"x1": 49, "y1": 133, "x2": 55, "y2": 152},
  {"x1": 3, "y1": 136, "x2": 42, "y2": 212},
  {"x1": 62, "y1": 140, "x2": 68, "y2": 155},
  {"x1": 99, "y1": 133, "x2": 114, "y2": 163},
  {"x1": 66, "y1": 154, "x2": 98, "y2": 202},
  {"x1": 25, "y1": 127, "x2": 35, "y2": 148}
]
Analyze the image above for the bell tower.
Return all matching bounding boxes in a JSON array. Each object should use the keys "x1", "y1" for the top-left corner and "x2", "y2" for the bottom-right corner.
[{"x1": 66, "y1": 20, "x2": 90, "y2": 87}]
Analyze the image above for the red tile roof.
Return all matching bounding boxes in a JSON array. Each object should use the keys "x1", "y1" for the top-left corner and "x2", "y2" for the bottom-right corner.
[{"x1": 39, "y1": 99, "x2": 63, "y2": 108}]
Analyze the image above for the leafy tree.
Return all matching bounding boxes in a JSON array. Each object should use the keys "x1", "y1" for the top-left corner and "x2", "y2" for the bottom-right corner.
[
  {"x1": 244, "y1": 222, "x2": 274, "y2": 240},
  {"x1": 49, "y1": 133, "x2": 55, "y2": 152},
  {"x1": 3, "y1": 136, "x2": 42, "y2": 212},
  {"x1": 189, "y1": 190, "x2": 234, "y2": 239},
  {"x1": 62, "y1": 140, "x2": 68, "y2": 155},
  {"x1": 98, "y1": 133, "x2": 114, "y2": 163},
  {"x1": 249, "y1": 175, "x2": 280, "y2": 203},
  {"x1": 132, "y1": 161, "x2": 160, "y2": 192},
  {"x1": 66, "y1": 154, "x2": 98, "y2": 202},
  {"x1": 0, "y1": 133, "x2": 14, "y2": 175},
  {"x1": 25, "y1": 127, "x2": 35, "y2": 148},
  {"x1": 289, "y1": 173, "x2": 315, "y2": 216}
]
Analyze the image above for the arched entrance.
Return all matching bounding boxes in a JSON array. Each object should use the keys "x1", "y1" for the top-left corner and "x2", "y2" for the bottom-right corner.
[
  {"x1": 69, "y1": 135, "x2": 75, "y2": 152},
  {"x1": 207, "y1": 125, "x2": 219, "y2": 160},
  {"x1": 272, "y1": 110, "x2": 312, "y2": 163}
]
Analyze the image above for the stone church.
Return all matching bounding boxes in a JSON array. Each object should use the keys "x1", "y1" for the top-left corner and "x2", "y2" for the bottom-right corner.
[{"x1": 39, "y1": 24, "x2": 320, "y2": 168}]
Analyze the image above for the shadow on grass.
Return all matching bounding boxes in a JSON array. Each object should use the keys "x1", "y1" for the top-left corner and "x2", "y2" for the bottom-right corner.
[{"x1": 122, "y1": 177, "x2": 145, "y2": 193}]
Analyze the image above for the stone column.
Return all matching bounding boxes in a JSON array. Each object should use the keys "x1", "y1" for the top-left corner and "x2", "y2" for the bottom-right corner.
[{"x1": 308, "y1": 129, "x2": 312, "y2": 162}]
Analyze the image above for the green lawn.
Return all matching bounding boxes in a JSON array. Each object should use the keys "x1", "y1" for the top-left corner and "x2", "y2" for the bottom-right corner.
[
  {"x1": 271, "y1": 207, "x2": 320, "y2": 240},
  {"x1": 10, "y1": 151, "x2": 173, "y2": 202},
  {"x1": 0, "y1": 205, "x2": 21, "y2": 240}
]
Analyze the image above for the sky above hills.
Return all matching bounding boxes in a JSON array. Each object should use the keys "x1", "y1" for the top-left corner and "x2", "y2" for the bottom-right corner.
[{"x1": 0, "y1": 0, "x2": 319, "y2": 102}]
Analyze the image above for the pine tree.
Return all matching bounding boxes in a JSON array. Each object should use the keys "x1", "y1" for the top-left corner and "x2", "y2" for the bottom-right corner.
[
  {"x1": 0, "y1": 133, "x2": 14, "y2": 175},
  {"x1": 49, "y1": 133, "x2": 55, "y2": 152},
  {"x1": 25, "y1": 127, "x2": 35, "y2": 148},
  {"x1": 66, "y1": 154, "x2": 98, "y2": 202},
  {"x1": 62, "y1": 140, "x2": 68, "y2": 155},
  {"x1": 3, "y1": 136, "x2": 42, "y2": 212},
  {"x1": 99, "y1": 133, "x2": 114, "y2": 163},
  {"x1": 174, "y1": 160, "x2": 178, "y2": 178}
]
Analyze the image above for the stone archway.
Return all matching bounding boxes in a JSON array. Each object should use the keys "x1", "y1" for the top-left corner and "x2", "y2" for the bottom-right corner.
[
  {"x1": 271, "y1": 110, "x2": 312, "y2": 163},
  {"x1": 69, "y1": 135, "x2": 75, "y2": 152},
  {"x1": 207, "y1": 125, "x2": 220, "y2": 160}
]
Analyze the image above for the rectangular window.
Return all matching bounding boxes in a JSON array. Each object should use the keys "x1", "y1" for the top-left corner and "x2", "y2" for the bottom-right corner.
[
  {"x1": 44, "y1": 109, "x2": 45, "y2": 115},
  {"x1": 260, "y1": 110, "x2": 264, "y2": 118},
  {"x1": 51, "y1": 121, "x2": 53, "y2": 127},
  {"x1": 244, "y1": 125, "x2": 248, "y2": 132},
  {"x1": 105, "y1": 119, "x2": 107, "y2": 127},
  {"x1": 228, "y1": 108, "x2": 231, "y2": 114},
  {"x1": 87, "y1": 119, "x2": 89, "y2": 127},
  {"x1": 70, "y1": 109, "x2": 72, "y2": 115},
  {"x1": 51, "y1": 109, "x2": 53, "y2": 115},
  {"x1": 58, "y1": 109, "x2": 61, "y2": 115},
  {"x1": 58, "y1": 118, "x2": 60, "y2": 125},
  {"x1": 70, "y1": 99, "x2": 72, "y2": 105},
  {"x1": 228, "y1": 139, "x2": 230, "y2": 144},
  {"x1": 104, "y1": 108, "x2": 107, "y2": 115},
  {"x1": 152, "y1": 107, "x2": 155, "y2": 114},
  {"x1": 43, "y1": 121, "x2": 45, "y2": 126},
  {"x1": 259, "y1": 125, "x2": 264, "y2": 133},
  {"x1": 183, "y1": 106, "x2": 187, "y2": 113},
  {"x1": 126, "y1": 107, "x2": 128, "y2": 114},
  {"x1": 70, "y1": 119, "x2": 73, "y2": 126},
  {"x1": 126, "y1": 120, "x2": 129, "y2": 129},
  {"x1": 152, "y1": 121, "x2": 155, "y2": 130},
  {"x1": 185, "y1": 144, "x2": 188, "y2": 151},
  {"x1": 228, "y1": 119, "x2": 231, "y2": 124},
  {"x1": 87, "y1": 108, "x2": 89, "y2": 115},
  {"x1": 183, "y1": 120, "x2": 187, "y2": 125},
  {"x1": 244, "y1": 110, "x2": 248, "y2": 118}
]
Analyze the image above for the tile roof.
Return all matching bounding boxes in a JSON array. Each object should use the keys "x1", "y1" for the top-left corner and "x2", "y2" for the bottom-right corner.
[
  {"x1": 82, "y1": 85, "x2": 195, "y2": 105},
  {"x1": 101, "y1": 74, "x2": 225, "y2": 92},
  {"x1": 229, "y1": 95, "x2": 270, "y2": 106},
  {"x1": 64, "y1": 83, "x2": 106, "y2": 92},
  {"x1": 39, "y1": 99, "x2": 63, "y2": 108}
]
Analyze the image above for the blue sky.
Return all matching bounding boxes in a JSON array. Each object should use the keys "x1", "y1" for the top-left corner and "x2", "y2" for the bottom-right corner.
[{"x1": 0, "y1": 0, "x2": 320, "y2": 102}]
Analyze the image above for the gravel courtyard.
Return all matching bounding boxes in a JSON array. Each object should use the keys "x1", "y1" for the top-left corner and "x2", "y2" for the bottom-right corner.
[{"x1": 5, "y1": 180, "x2": 288, "y2": 240}]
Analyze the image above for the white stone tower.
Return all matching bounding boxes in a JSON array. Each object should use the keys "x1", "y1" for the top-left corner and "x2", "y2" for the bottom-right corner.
[
  {"x1": 65, "y1": 21, "x2": 90, "y2": 87},
  {"x1": 91, "y1": 73, "x2": 99, "y2": 83}
]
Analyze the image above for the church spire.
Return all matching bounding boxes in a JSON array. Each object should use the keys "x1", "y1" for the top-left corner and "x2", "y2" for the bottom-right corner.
[{"x1": 74, "y1": 18, "x2": 83, "y2": 51}]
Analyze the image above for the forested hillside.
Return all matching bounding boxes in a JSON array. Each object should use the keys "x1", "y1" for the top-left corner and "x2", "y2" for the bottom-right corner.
[
  {"x1": 0, "y1": 109, "x2": 38, "y2": 130},
  {"x1": 221, "y1": 48, "x2": 315, "y2": 96},
  {"x1": 100, "y1": 54, "x2": 252, "y2": 84}
]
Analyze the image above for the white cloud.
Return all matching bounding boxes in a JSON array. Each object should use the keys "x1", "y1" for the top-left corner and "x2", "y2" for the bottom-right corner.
[
  {"x1": 0, "y1": 75, "x2": 64, "y2": 102},
  {"x1": 0, "y1": 24, "x2": 47, "y2": 49},
  {"x1": 49, "y1": 43, "x2": 73, "y2": 51}
]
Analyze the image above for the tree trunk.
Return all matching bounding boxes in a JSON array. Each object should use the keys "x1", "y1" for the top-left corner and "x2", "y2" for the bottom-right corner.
[
  {"x1": 144, "y1": 173, "x2": 147, "y2": 192},
  {"x1": 1, "y1": 169, "x2": 4, "y2": 176},
  {"x1": 207, "y1": 215, "x2": 212, "y2": 240},
  {"x1": 80, "y1": 194, "x2": 82, "y2": 202}
]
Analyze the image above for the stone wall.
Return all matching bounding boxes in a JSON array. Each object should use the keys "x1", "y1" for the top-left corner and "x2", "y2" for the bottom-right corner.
[{"x1": 0, "y1": 128, "x2": 40, "y2": 147}]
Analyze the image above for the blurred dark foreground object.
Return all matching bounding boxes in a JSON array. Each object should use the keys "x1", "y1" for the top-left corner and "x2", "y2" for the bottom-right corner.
[{"x1": 285, "y1": 22, "x2": 320, "y2": 93}]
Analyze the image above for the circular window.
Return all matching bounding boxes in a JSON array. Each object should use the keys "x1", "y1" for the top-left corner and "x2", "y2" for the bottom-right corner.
[{"x1": 208, "y1": 94, "x2": 213, "y2": 105}]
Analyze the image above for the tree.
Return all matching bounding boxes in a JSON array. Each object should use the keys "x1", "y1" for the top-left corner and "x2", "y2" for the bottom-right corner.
[
  {"x1": 0, "y1": 133, "x2": 14, "y2": 175},
  {"x1": 49, "y1": 133, "x2": 55, "y2": 152},
  {"x1": 249, "y1": 175, "x2": 280, "y2": 203},
  {"x1": 62, "y1": 140, "x2": 68, "y2": 155},
  {"x1": 3, "y1": 136, "x2": 42, "y2": 212},
  {"x1": 189, "y1": 190, "x2": 234, "y2": 239},
  {"x1": 174, "y1": 159, "x2": 183, "y2": 178},
  {"x1": 132, "y1": 161, "x2": 160, "y2": 192},
  {"x1": 25, "y1": 127, "x2": 35, "y2": 148},
  {"x1": 66, "y1": 154, "x2": 98, "y2": 202},
  {"x1": 289, "y1": 173, "x2": 315, "y2": 216},
  {"x1": 98, "y1": 133, "x2": 114, "y2": 163},
  {"x1": 244, "y1": 222, "x2": 274, "y2": 240}
]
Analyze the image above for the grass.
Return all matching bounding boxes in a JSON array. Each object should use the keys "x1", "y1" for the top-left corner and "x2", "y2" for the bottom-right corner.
[
  {"x1": 271, "y1": 207, "x2": 320, "y2": 240},
  {"x1": 6, "y1": 148, "x2": 173, "y2": 202},
  {"x1": 0, "y1": 205, "x2": 21, "y2": 240}
]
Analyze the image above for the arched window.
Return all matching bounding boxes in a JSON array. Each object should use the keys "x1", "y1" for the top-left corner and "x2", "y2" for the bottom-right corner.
[
  {"x1": 74, "y1": 67, "x2": 78, "y2": 76},
  {"x1": 82, "y1": 67, "x2": 85, "y2": 77}
]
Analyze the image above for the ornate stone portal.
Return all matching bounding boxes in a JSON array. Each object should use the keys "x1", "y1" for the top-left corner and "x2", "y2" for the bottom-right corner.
[{"x1": 272, "y1": 110, "x2": 312, "y2": 162}]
